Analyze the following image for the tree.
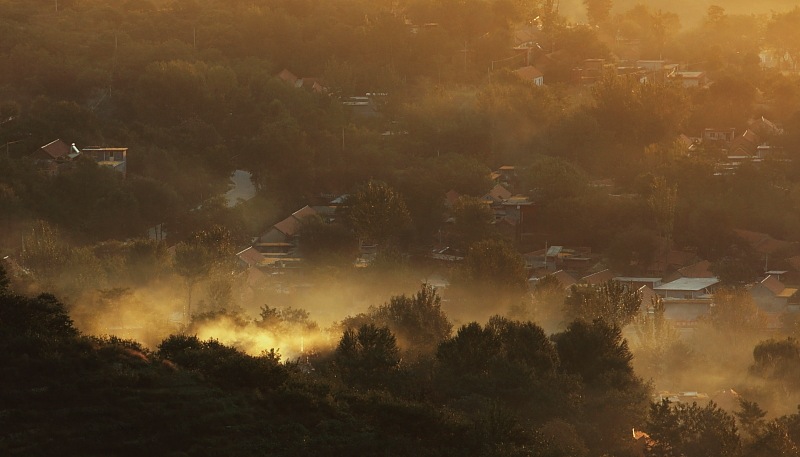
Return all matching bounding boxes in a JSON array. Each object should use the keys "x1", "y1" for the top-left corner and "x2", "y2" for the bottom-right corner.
[
  {"x1": 750, "y1": 337, "x2": 800, "y2": 396},
  {"x1": 553, "y1": 319, "x2": 638, "y2": 389},
  {"x1": 563, "y1": 280, "x2": 642, "y2": 328},
  {"x1": 450, "y1": 195, "x2": 495, "y2": 249},
  {"x1": 631, "y1": 295, "x2": 690, "y2": 386},
  {"x1": 334, "y1": 324, "x2": 401, "y2": 388},
  {"x1": 552, "y1": 319, "x2": 650, "y2": 454},
  {"x1": 735, "y1": 398, "x2": 767, "y2": 442},
  {"x1": 256, "y1": 305, "x2": 319, "y2": 334},
  {"x1": 591, "y1": 74, "x2": 688, "y2": 147},
  {"x1": 514, "y1": 273, "x2": 567, "y2": 330},
  {"x1": 584, "y1": 0, "x2": 612, "y2": 25},
  {"x1": 746, "y1": 411, "x2": 800, "y2": 457},
  {"x1": 368, "y1": 283, "x2": 452, "y2": 356},
  {"x1": 435, "y1": 316, "x2": 564, "y2": 422},
  {"x1": 460, "y1": 239, "x2": 528, "y2": 292},
  {"x1": 174, "y1": 226, "x2": 237, "y2": 322},
  {"x1": 173, "y1": 241, "x2": 214, "y2": 323},
  {"x1": 521, "y1": 156, "x2": 588, "y2": 201},
  {"x1": 157, "y1": 334, "x2": 286, "y2": 390},
  {"x1": 0, "y1": 291, "x2": 78, "y2": 341},
  {"x1": 766, "y1": 7, "x2": 800, "y2": 72},
  {"x1": 297, "y1": 215, "x2": 359, "y2": 267},
  {"x1": 646, "y1": 400, "x2": 741, "y2": 457},
  {"x1": 704, "y1": 287, "x2": 767, "y2": 347},
  {"x1": 0, "y1": 263, "x2": 9, "y2": 294},
  {"x1": 337, "y1": 180, "x2": 412, "y2": 246},
  {"x1": 20, "y1": 220, "x2": 69, "y2": 286},
  {"x1": 648, "y1": 176, "x2": 677, "y2": 245}
]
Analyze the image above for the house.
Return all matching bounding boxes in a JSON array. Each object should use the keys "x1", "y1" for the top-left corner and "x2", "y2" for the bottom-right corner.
[
  {"x1": 81, "y1": 146, "x2": 128, "y2": 177},
  {"x1": 616, "y1": 65, "x2": 649, "y2": 83},
  {"x1": 749, "y1": 116, "x2": 783, "y2": 139},
  {"x1": 703, "y1": 128, "x2": 736, "y2": 144},
  {"x1": 654, "y1": 277, "x2": 720, "y2": 300},
  {"x1": 677, "y1": 134, "x2": 699, "y2": 153},
  {"x1": 277, "y1": 69, "x2": 327, "y2": 93},
  {"x1": 662, "y1": 299, "x2": 713, "y2": 329},
  {"x1": 728, "y1": 130, "x2": 759, "y2": 157},
  {"x1": 733, "y1": 229, "x2": 793, "y2": 257},
  {"x1": 236, "y1": 246, "x2": 267, "y2": 268},
  {"x1": 513, "y1": 65, "x2": 544, "y2": 86},
  {"x1": 498, "y1": 165, "x2": 516, "y2": 182},
  {"x1": 30, "y1": 140, "x2": 129, "y2": 177},
  {"x1": 299, "y1": 77, "x2": 327, "y2": 94},
  {"x1": 482, "y1": 184, "x2": 512, "y2": 204},
  {"x1": 29, "y1": 139, "x2": 78, "y2": 175},
  {"x1": 670, "y1": 71, "x2": 706, "y2": 88},
  {"x1": 549, "y1": 269, "x2": 577, "y2": 290},
  {"x1": 342, "y1": 95, "x2": 380, "y2": 117},
  {"x1": 31, "y1": 139, "x2": 74, "y2": 161},
  {"x1": 748, "y1": 275, "x2": 798, "y2": 312},
  {"x1": 581, "y1": 269, "x2": 615, "y2": 285},
  {"x1": 277, "y1": 68, "x2": 301, "y2": 87},
  {"x1": 501, "y1": 195, "x2": 533, "y2": 224},
  {"x1": 646, "y1": 242, "x2": 699, "y2": 277},
  {"x1": 636, "y1": 60, "x2": 666, "y2": 72},
  {"x1": 638, "y1": 285, "x2": 660, "y2": 308},
  {"x1": 259, "y1": 205, "x2": 319, "y2": 243},
  {"x1": 614, "y1": 277, "x2": 663, "y2": 290}
]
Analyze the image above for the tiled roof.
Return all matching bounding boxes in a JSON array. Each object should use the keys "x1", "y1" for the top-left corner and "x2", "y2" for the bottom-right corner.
[
  {"x1": 551, "y1": 270, "x2": 577, "y2": 289},
  {"x1": 513, "y1": 65, "x2": 544, "y2": 81},
  {"x1": 273, "y1": 206, "x2": 318, "y2": 237},
  {"x1": 581, "y1": 269, "x2": 615, "y2": 285},
  {"x1": 760, "y1": 275, "x2": 787, "y2": 296},
  {"x1": 733, "y1": 229, "x2": 793, "y2": 255},
  {"x1": 38, "y1": 139, "x2": 71, "y2": 159},
  {"x1": 485, "y1": 184, "x2": 512, "y2": 202},
  {"x1": 277, "y1": 68, "x2": 299, "y2": 85},
  {"x1": 237, "y1": 246, "x2": 265, "y2": 268}
]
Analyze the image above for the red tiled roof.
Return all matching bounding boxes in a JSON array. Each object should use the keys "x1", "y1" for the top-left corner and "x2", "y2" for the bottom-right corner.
[
  {"x1": 581, "y1": 269, "x2": 615, "y2": 285},
  {"x1": 760, "y1": 275, "x2": 787, "y2": 296},
  {"x1": 273, "y1": 216, "x2": 300, "y2": 237},
  {"x1": 237, "y1": 246, "x2": 265, "y2": 268},
  {"x1": 277, "y1": 68, "x2": 298, "y2": 85},
  {"x1": 551, "y1": 270, "x2": 577, "y2": 289},
  {"x1": 733, "y1": 229, "x2": 793, "y2": 255},
  {"x1": 38, "y1": 139, "x2": 71, "y2": 159},
  {"x1": 292, "y1": 205, "x2": 318, "y2": 220},
  {"x1": 273, "y1": 206, "x2": 318, "y2": 237},
  {"x1": 648, "y1": 246, "x2": 698, "y2": 274},
  {"x1": 729, "y1": 130, "x2": 759, "y2": 156},
  {"x1": 513, "y1": 65, "x2": 544, "y2": 81},
  {"x1": 485, "y1": 184, "x2": 512, "y2": 202}
]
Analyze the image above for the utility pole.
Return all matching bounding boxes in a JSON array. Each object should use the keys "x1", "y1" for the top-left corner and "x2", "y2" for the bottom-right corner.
[
  {"x1": 110, "y1": 33, "x2": 118, "y2": 98},
  {"x1": 459, "y1": 41, "x2": 468, "y2": 77}
]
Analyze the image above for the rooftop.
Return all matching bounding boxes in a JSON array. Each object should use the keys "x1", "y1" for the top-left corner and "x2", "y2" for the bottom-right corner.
[{"x1": 655, "y1": 277, "x2": 720, "y2": 292}]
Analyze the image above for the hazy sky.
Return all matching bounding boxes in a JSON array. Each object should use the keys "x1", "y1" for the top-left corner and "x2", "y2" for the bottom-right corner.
[{"x1": 559, "y1": 0, "x2": 799, "y2": 26}]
